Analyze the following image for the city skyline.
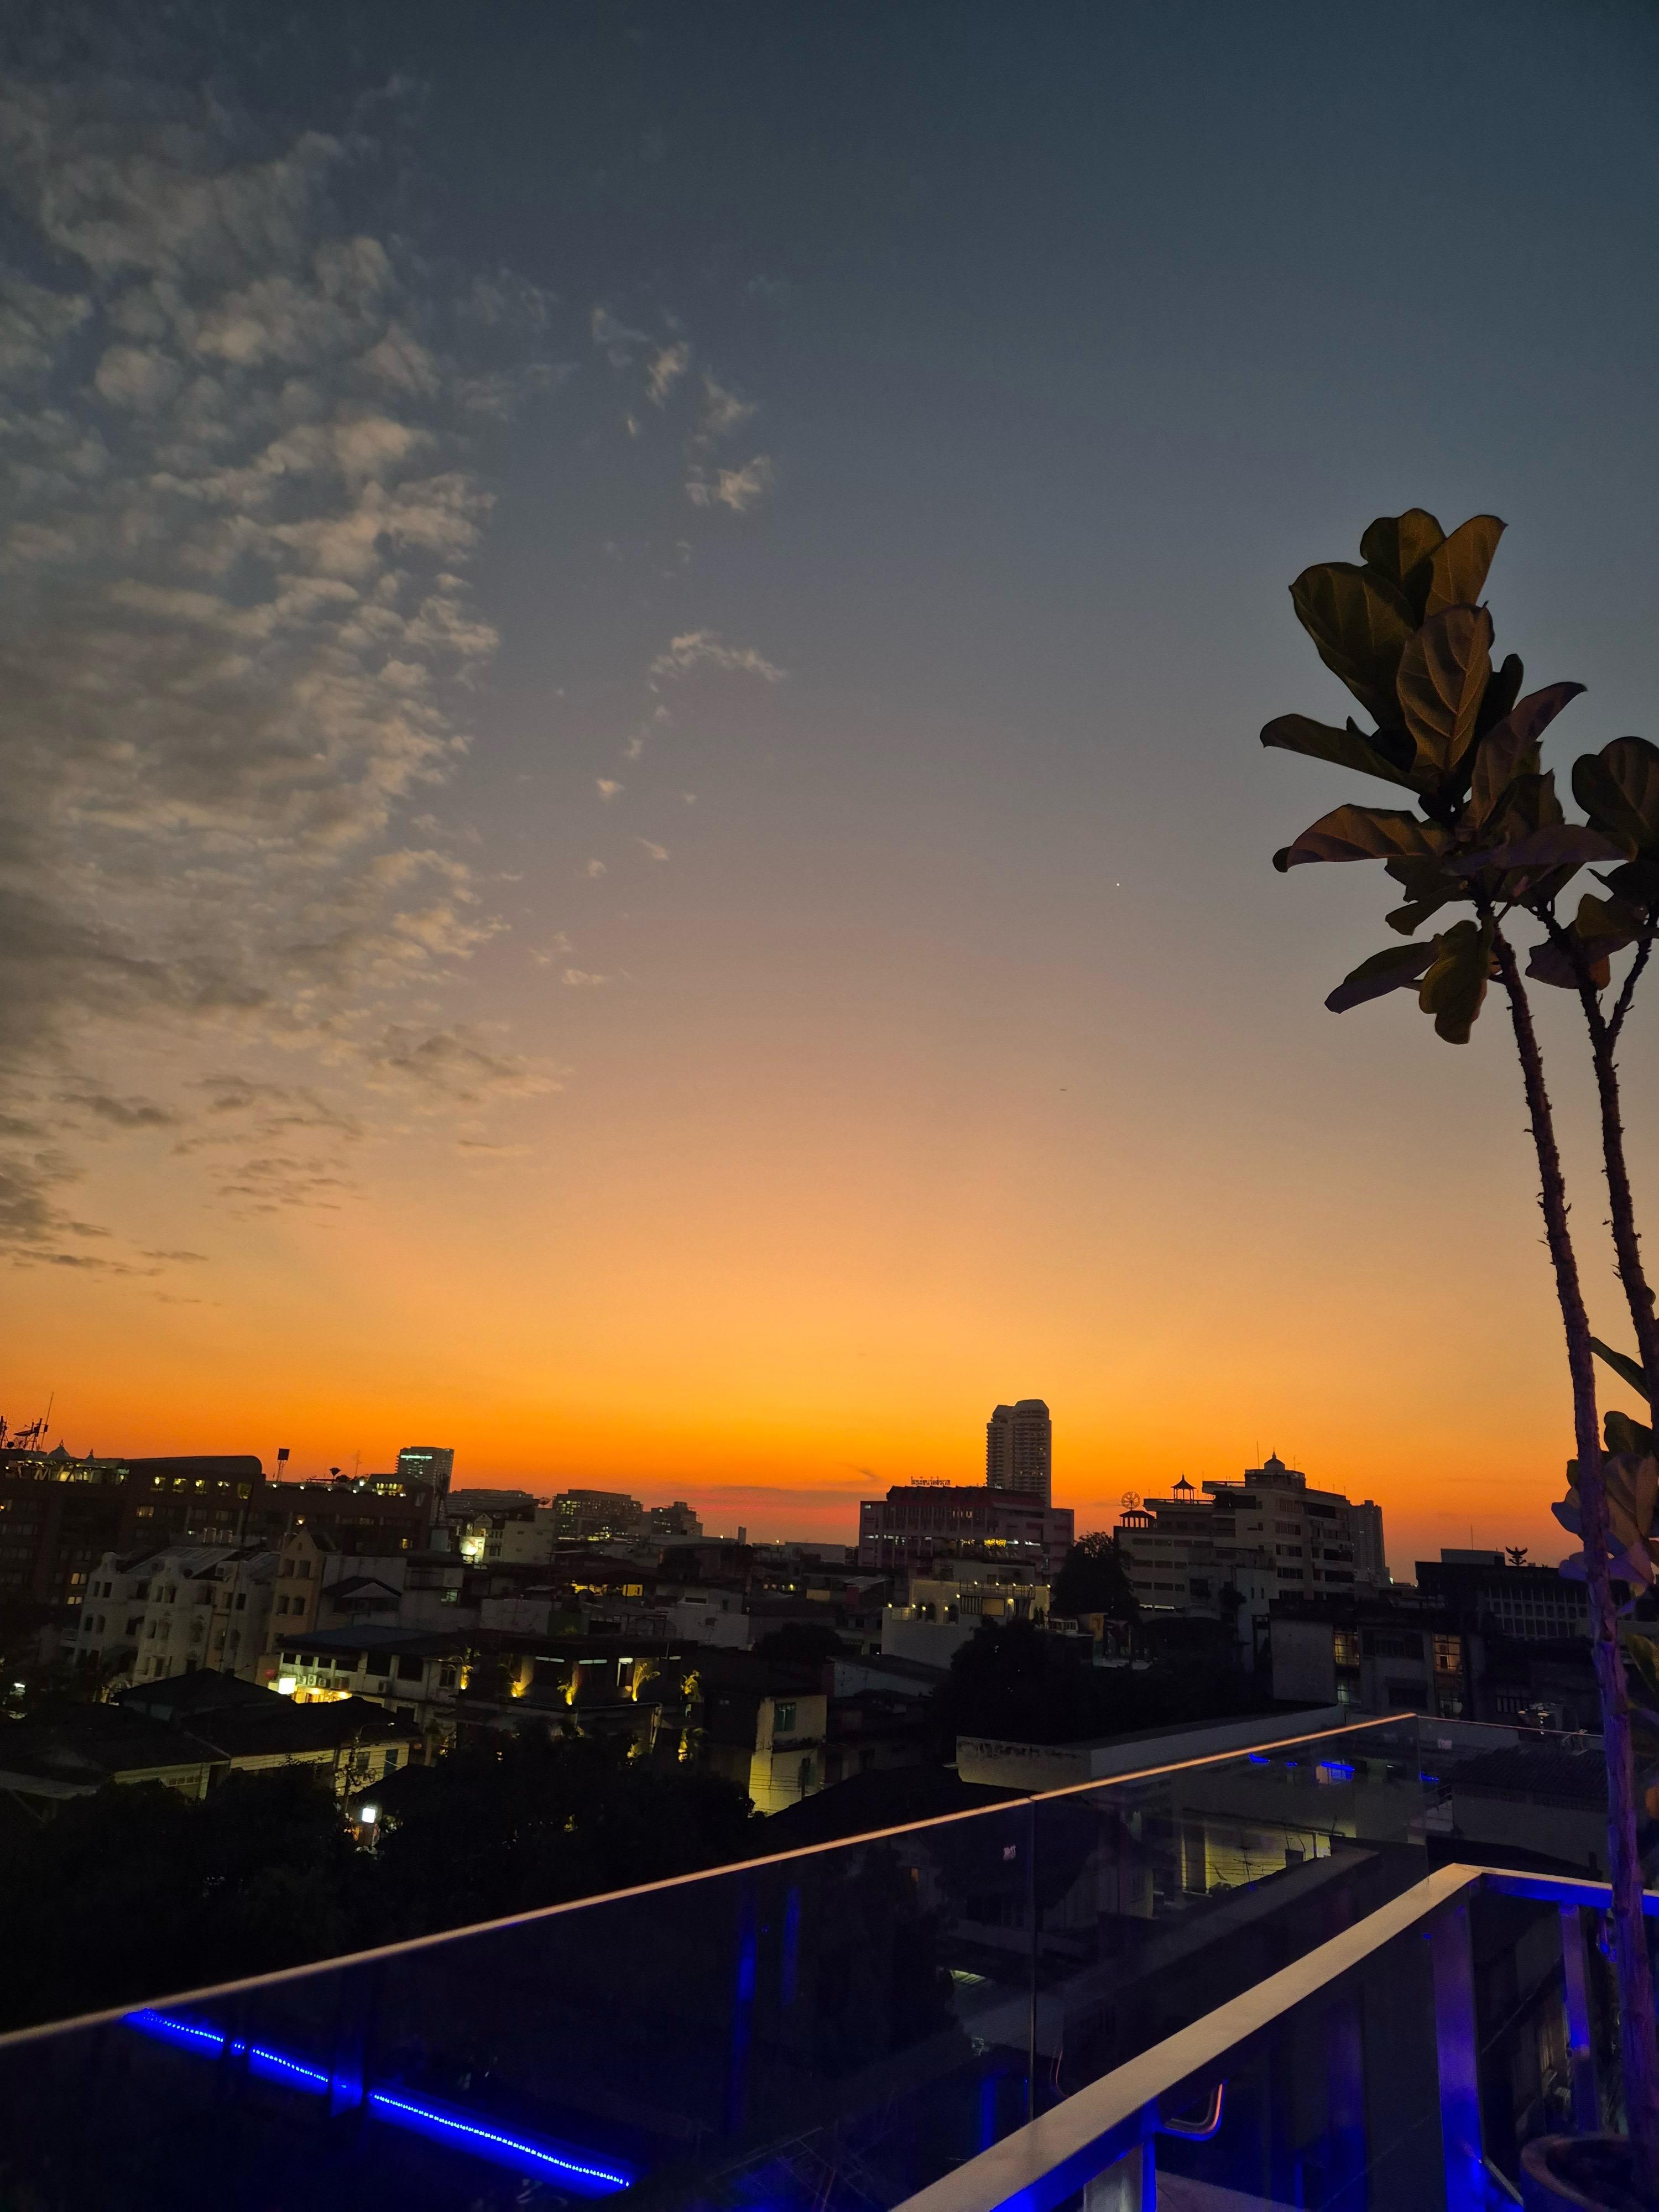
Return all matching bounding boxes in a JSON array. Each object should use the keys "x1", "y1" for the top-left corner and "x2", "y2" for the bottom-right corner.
[
  {"x1": 0, "y1": 1395, "x2": 1541, "y2": 1569},
  {"x1": 4, "y1": 6, "x2": 1657, "y2": 1579}
]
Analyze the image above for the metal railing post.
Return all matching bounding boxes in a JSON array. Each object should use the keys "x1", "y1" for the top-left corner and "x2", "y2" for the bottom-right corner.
[
  {"x1": 1429, "y1": 1901, "x2": 1485, "y2": 2212},
  {"x1": 1560, "y1": 1904, "x2": 1600, "y2": 2134}
]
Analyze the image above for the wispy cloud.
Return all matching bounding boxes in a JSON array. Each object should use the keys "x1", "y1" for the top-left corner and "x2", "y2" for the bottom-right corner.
[
  {"x1": 647, "y1": 341, "x2": 691, "y2": 404},
  {"x1": 648, "y1": 630, "x2": 787, "y2": 685},
  {"x1": 685, "y1": 454, "x2": 775, "y2": 513},
  {"x1": 0, "y1": 41, "x2": 561, "y2": 1258}
]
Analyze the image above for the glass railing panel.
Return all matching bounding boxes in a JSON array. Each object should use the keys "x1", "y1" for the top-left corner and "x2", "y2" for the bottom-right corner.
[
  {"x1": 0, "y1": 1794, "x2": 1047, "y2": 2212},
  {"x1": 1136, "y1": 1915, "x2": 1450, "y2": 2212},
  {"x1": 1032, "y1": 1716, "x2": 1428, "y2": 2110}
]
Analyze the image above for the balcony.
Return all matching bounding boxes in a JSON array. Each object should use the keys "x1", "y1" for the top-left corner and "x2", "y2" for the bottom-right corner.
[{"x1": 0, "y1": 1714, "x2": 1641, "y2": 2208}]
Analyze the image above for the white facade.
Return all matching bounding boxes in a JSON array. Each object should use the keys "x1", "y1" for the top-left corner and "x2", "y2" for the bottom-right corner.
[
  {"x1": 75, "y1": 1545, "x2": 277, "y2": 1687},
  {"x1": 1115, "y1": 1455, "x2": 1389, "y2": 1640},
  {"x1": 259, "y1": 1527, "x2": 412, "y2": 1677}
]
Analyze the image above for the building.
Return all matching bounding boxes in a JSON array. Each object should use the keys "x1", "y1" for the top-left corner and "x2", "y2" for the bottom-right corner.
[
  {"x1": 246, "y1": 1472, "x2": 435, "y2": 1557},
  {"x1": 550, "y1": 1489, "x2": 647, "y2": 1541},
  {"x1": 1415, "y1": 1551, "x2": 1592, "y2": 1641},
  {"x1": 649, "y1": 1500, "x2": 703, "y2": 1536},
  {"x1": 261, "y1": 1525, "x2": 410, "y2": 1646},
  {"x1": 267, "y1": 1625, "x2": 476, "y2": 1749},
  {"x1": 695, "y1": 1651, "x2": 831, "y2": 1814},
  {"x1": 986, "y1": 1399, "x2": 1052, "y2": 1505},
  {"x1": 72, "y1": 1544, "x2": 277, "y2": 1687},
  {"x1": 0, "y1": 1448, "x2": 266, "y2": 1613},
  {"x1": 858, "y1": 1482, "x2": 1074, "y2": 1575},
  {"x1": 114, "y1": 1671, "x2": 417, "y2": 1799},
  {"x1": 1115, "y1": 1454, "x2": 1388, "y2": 1641},
  {"x1": 1267, "y1": 1591, "x2": 1604, "y2": 1730},
  {"x1": 396, "y1": 1446, "x2": 454, "y2": 1500}
]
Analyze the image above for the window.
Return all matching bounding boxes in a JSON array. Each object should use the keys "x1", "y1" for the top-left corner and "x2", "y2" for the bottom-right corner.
[
  {"x1": 774, "y1": 1701, "x2": 797, "y2": 1734},
  {"x1": 233, "y1": 1593, "x2": 246, "y2": 1611}
]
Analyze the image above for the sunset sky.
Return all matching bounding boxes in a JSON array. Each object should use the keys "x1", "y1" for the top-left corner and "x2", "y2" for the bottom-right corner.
[{"x1": 5, "y1": 2, "x2": 1659, "y2": 1574}]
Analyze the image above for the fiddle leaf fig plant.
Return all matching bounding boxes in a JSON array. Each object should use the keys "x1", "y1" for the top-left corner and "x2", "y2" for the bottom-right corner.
[{"x1": 1261, "y1": 509, "x2": 1659, "y2": 2188}]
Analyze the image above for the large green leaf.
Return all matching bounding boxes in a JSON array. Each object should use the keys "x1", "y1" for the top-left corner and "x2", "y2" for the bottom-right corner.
[
  {"x1": 1396, "y1": 605, "x2": 1493, "y2": 778},
  {"x1": 1425, "y1": 514, "x2": 1505, "y2": 618},
  {"x1": 1258, "y1": 714, "x2": 1420, "y2": 790},
  {"x1": 1573, "y1": 736, "x2": 1659, "y2": 855},
  {"x1": 1458, "y1": 822, "x2": 1626, "y2": 876},
  {"x1": 1418, "y1": 917, "x2": 1493, "y2": 1043},
  {"x1": 1274, "y1": 805, "x2": 1451, "y2": 873},
  {"x1": 1594, "y1": 1337, "x2": 1652, "y2": 1406},
  {"x1": 1470, "y1": 684, "x2": 1587, "y2": 823},
  {"x1": 1473, "y1": 653, "x2": 1525, "y2": 744},
  {"x1": 1382, "y1": 854, "x2": 1464, "y2": 935},
  {"x1": 1324, "y1": 942, "x2": 1437, "y2": 1012},
  {"x1": 1290, "y1": 563, "x2": 1416, "y2": 725},
  {"x1": 1359, "y1": 510, "x2": 1445, "y2": 619}
]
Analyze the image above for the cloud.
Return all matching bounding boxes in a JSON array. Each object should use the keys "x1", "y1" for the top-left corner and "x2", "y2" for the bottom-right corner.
[
  {"x1": 648, "y1": 630, "x2": 786, "y2": 685},
  {"x1": 585, "y1": 859, "x2": 607, "y2": 878},
  {"x1": 684, "y1": 454, "x2": 774, "y2": 513},
  {"x1": 636, "y1": 839, "x2": 669, "y2": 862},
  {"x1": 647, "y1": 342, "x2": 690, "y2": 404},
  {"x1": 0, "y1": 44, "x2": 564, "y2": 1251},
  {"x1": 140, "y1": 1247, "x2": 210, "y2": 1263},
  {"x1": 57, "y1": 1091, "x2": 179, "y2": 1130},
  {"x1": 364, "y1": 1024, "x2": 559, "y2": 1105},
  {"x1": 695, "y1": 375, "x2": 758, "y2": 444},
  {"x1": 596, "y1": 778, "x2": 623, "y2": 800},
  {"x1": 591, "y1": 306, "x2": 649, "y2": 365},
  {"x1": 562, "y1": 968, "x2": 609, "y2": 987}
]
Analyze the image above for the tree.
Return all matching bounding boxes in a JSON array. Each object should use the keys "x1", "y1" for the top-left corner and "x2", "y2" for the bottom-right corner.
[
  {"x1": 369, "y1": 1726, "x2": 758, "y2": 1938},
  {"x1": 0, "y1": 1766, "x2": 367, "y2": 2034},
  {"x1": 754, "y1": 1622, "x2": 852, "y2": 1665},
  {"x1": 1051, "y1": 1531, "x2": 1138, "y2": 1619},
  {"x1": 935, "y1": 1619, "x2": 1265, "y2": 1747},
  {"x1": 1261, "y1": 508, "x2": 1659, "y2": 2183}
]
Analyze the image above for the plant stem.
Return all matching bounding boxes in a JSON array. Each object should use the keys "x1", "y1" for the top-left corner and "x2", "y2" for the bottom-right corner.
[
  {"x1": 1493, "y1": 928, "x2": 1659, "y2": 2185},
  {"x1": 1550, "y1": 913, "x2": 1659, "y2": 1411}
]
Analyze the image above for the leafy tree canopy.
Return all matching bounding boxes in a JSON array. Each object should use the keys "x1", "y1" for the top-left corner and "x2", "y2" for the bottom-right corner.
[{"x1": 1051, "y1": 1531, "x2": 1138, "y2": 1619}]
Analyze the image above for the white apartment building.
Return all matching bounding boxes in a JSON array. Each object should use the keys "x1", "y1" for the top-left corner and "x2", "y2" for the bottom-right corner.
[
  {"x1": 74, "y1": 1545, "x2": 277, "y2": 1687},
  {"x1": 258, "y1": 1525, "x2": 414, "y2": 1680},
  {"x1": 1115, "y1": 1455, "x2": 1389, "y2": 1642}
]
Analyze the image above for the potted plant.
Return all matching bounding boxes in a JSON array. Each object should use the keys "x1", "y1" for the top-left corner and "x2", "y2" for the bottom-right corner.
[{"x1": 1260, "y1": 510, "x2": 1659, "y2": 2207}]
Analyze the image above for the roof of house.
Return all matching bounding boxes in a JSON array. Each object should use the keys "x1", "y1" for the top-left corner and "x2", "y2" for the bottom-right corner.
[
  {"x1": 187, "y1": 1696, "x2": 417, "y2": 1760},
  {"x1": 764, "y1": 1762, "x2": 1019, "y2": 1845},
  {"x1": 274, "y1": 1626, "x2": 469, "y2": 1657},
  {"x1": 114, "y1": 1671, "x2": 275, "y2": 1721},
  {"x1": 0, "y1": 1702, "x2": 224, "y2": 1788}
]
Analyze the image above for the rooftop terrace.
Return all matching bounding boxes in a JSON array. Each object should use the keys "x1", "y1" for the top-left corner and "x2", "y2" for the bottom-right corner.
[{"x1": 0, "y1": 1713, "x2": 1638, "y2": 2209}]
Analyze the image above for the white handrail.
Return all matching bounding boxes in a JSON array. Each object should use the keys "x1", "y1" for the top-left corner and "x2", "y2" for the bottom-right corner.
[{"x1": 891, "y1": 1864, "x2": 1484, "y2": 2212}]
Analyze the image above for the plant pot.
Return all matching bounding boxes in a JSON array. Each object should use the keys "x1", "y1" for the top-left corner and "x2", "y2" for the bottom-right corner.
[{"x1": 1522, "y1": 2134, "x2": 1659, "y2": 2212}]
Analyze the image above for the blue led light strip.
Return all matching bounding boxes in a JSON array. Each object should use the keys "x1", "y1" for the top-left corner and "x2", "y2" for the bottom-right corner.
[
  {"x1": 367, "y1": 2089, "x2": 632, "y2": 2187},
  {"x1": 124, "y1": 2009, "x2": 630, "y2": 2193}
]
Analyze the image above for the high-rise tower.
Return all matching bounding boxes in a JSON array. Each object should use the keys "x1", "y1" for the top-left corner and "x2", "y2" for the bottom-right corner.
[
  {"x1": 397, "y1": 1444, "x2": 454, "y2": 1499},
  {"x1": 986, "y1": 1399, "x2": 1052, "y2": 1506}
]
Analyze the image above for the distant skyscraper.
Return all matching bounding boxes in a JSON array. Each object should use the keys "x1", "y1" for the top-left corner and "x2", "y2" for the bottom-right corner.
[
  {"x1": 397, "y1": 1445, "x2": 453, "y2": 1499},
  {"x1": 986, "y1": 1400, "x2": 1052, "y2": 1506}
]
